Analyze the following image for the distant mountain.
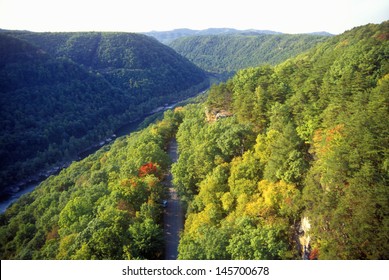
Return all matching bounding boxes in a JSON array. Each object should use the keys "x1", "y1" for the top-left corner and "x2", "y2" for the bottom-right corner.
[
  {"x1": 144, "y1": 28, "x2": 282, "y2": 44},
  {"x1": 307, "y1": 31, "x2": 334, "y2": 36},
  {"x1": 169, "y1": 33, "x2": 330, "y2": 77},
  {"x1": 0, "y1": 31, "x2": 208, "y2": 193},
  {"x1": 6, "y1": 31, "x2": 207, "y2": 99}
]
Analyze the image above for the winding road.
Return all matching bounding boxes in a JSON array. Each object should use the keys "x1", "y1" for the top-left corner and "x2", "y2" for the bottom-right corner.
[{"x1": 164, "y1": 139, "x2": 184, "y2": 260}]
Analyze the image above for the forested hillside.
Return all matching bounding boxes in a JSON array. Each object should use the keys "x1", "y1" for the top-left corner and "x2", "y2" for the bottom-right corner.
[
  {"x1": 169, "y1": 33, "x2": 329, "y2": 77},
  {"x1": 0, "y1": 109, "x2": 183, "y2": 259},
  {"x1": 172, "y1": 22, "x2": 389, "y2": 259},
  {"x1": 0, "y1": 21, "x2": 387, "y2": 260},
  {"x1": 8, "y1": 31, "x2": 207, "y2": 101},
  {"x1": 0, "y1": 32, "x2": 207, "y2": 195}
]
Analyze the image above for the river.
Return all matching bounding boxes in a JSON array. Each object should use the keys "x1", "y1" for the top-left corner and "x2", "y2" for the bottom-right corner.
[{"x1": 0, "y1": 97, "x2": 195, "y2": 214}]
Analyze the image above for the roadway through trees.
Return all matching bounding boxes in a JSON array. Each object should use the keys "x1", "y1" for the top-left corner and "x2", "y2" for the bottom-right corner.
[{"x1": 164, "y1": 138, "x2": 184, "y2": 260}]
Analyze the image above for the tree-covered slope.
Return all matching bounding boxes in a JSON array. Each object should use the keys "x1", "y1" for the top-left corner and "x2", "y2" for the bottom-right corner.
[
  {"x1": 0, "y1": 109, "x2": 183, "y2": 259},
  {"x1": 1, "y1": 21, "x2": 387, "y2": 260},
  {"x1": 172, "y1": 21, "x2": 389, "y2": 260},
  {"x1": 6, "y1": 31, "x2": 208, "y2": 101},
  {"x1": 169, "y1": 34, "x2": 330, "y2": 76},
  {"x1": 0, "y1": 32, "x2": 208, "y2": 195}
]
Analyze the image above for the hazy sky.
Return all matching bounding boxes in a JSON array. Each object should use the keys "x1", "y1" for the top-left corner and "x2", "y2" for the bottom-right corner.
[{"x1": 0, "y1": 0, "x2": 388, "y2": 34}]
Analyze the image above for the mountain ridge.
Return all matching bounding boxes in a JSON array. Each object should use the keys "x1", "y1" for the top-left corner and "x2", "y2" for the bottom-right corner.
[
  {"x1": 169, "y1": 33, "x2": 330, "y2": 78},
  {"x1": 144, "y1": 27, "x2": 333, "y2": 44},
  {"x1": 0, "y1": 31, "x2": 208, "y2": 194}
]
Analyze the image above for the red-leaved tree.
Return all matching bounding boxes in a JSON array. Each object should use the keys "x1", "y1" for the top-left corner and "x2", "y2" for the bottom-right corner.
[
  {"x1": 138, "y1": 162, "x2": 159, "y2": 177},
  {"x1": 309, "y1": 248, "x2": 319, "y2": 260}
]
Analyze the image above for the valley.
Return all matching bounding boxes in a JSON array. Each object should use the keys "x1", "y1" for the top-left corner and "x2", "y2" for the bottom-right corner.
[
  {"x1": 0, "y1": 92, "x2": 205, "y2": 213},
  {"x1": 0, "y1": 21, "x2": 388, "y2": 260},
  {"x1": 0, "y1": 31, "x2": 208, "y2": 198}
]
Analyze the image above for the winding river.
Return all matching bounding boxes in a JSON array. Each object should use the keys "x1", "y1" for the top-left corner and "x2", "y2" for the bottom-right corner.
[{"x1": 0, "y1": 98, "x2": 191, "y2": 213}]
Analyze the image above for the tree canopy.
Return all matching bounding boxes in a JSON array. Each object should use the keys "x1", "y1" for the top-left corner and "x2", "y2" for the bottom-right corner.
[
  {"x1": 173, "y1": 21, "x2": 389, "y2": 260},
  {"x1": 169, "y1": 33, "x2": 329, "y2": 78},
  {"x1": 0, "y1": 109, "x2": 184, "y2": 259},
  {"x1": 1, "y1": 21, "x2": 388, "y2": 260},
  {"x1": 0, "y1": 31, "x2": 208, "y2": 194}
]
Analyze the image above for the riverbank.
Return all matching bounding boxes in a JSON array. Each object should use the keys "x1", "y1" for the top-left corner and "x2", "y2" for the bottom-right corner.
[
  {"x1": 0, "y1": 114, "x2": 154, "y2": 213},
  {"x1": 0, "y1": 88, "x2": 209, "y2": 213}
]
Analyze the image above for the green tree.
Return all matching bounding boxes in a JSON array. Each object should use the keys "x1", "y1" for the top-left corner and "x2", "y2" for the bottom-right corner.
[{"x1": 128, "y1": 218, "x2": 164, "y2": 259}]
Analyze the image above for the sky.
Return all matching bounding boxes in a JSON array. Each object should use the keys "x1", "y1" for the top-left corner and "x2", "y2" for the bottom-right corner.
[{"x1": 0, "y1": 0, "x2": 388, "y2": 34}]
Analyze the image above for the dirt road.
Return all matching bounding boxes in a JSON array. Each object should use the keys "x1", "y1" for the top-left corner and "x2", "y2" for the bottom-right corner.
[{"x1": 164, "y1": 139, "x2": 184, "y2": 260}]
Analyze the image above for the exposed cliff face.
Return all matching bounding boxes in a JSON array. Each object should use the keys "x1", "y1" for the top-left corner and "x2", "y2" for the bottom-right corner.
[
  {"x1": 205, "y1": 107, "x2": 233, "y2": 123},
  {"x1": 297, "y1": 217, "x2": 312, "y2": 259}
]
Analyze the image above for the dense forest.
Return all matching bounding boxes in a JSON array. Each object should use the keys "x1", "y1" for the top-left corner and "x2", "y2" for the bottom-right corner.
[
  {"x1": 172, "y1": 21, "x2": 389, "y2": 260},
  {"x1": 0, "y1": 108, "x2": 184, "y2": 259},
  {"x1": 0, "y1": 31, "x2": 208, "y2": 195},
  {"x1": 169, "y1": 33, "x2": 330, "y2": 77},
  {"x1": 0, "y1": 21, "x2": 388, "y2": 260},
  {"x1": 7, "y1": 31, "x2": 207, "y2": 100}
]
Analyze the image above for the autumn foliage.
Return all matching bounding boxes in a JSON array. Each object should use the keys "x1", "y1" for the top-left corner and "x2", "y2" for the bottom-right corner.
[
  {"x1": 138, "y1": 162, "x2": 159, "y2": 177},
  {"x1": 309, "y1": 248, "x2": 319, "y2": 260}
]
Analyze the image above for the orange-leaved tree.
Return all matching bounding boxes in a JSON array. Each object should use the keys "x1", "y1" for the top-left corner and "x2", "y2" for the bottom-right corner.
[{"x1": 138, "y1": 162, "x2": 159, "y2": 177}]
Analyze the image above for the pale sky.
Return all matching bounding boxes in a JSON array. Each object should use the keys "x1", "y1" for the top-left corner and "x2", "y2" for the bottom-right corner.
[{"x1": 0, "y1": 0, "x2": 388, "y2": 34}]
